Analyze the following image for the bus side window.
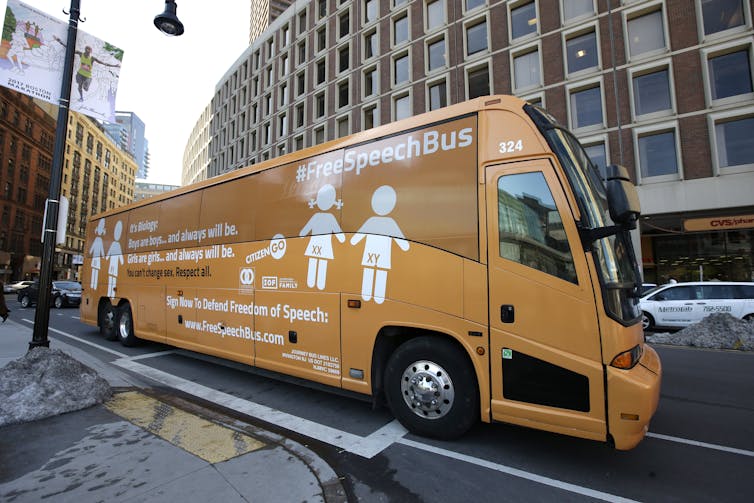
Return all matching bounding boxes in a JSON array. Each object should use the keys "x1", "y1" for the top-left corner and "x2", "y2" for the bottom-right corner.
[{"x1": 497, "y1": 172, "x2": 577, "y2": 284}]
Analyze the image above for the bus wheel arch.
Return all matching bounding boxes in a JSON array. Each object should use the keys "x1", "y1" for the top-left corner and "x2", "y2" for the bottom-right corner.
[{"x1": 375, "y1": 329, "x2": 479, "y2": 440}]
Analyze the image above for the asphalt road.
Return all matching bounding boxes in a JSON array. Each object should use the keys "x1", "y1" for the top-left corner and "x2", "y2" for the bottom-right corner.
[{"x1": 10, "y1": 297, "x2": 754, "y2": 502}]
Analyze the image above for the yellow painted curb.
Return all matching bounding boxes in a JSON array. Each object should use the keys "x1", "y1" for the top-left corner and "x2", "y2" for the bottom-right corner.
[{"x1": 105, "y1": 391, "x2": 265, "y2": 463}]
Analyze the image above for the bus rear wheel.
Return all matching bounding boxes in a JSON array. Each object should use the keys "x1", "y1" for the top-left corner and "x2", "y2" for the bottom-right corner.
[
  {"x1": 116, "y1": 303, "x2": 139, "y2": 347},
  {"x1": 99, "y1": 303, "x2": 117, "y2": 341},
  {"x1": 384, "y1": 336, "x2": 478, "y2": 440}
]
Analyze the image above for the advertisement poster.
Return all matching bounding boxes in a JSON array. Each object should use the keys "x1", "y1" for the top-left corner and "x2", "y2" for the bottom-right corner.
[{"x1": 0, "y1": 0, "x2": 123, "y2": 122}]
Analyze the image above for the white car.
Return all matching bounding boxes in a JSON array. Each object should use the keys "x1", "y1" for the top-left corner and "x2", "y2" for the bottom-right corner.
[
  {"x1": 640, "y1": 281, "x2": 754, "y2": 330},
  {"x1": 7, "y1": 280, "x2": 34, "y2": 292}
]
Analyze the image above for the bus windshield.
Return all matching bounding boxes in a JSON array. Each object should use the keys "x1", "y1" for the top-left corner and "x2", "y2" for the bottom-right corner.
[{"x1": 525, "y1": 105, "x2": 641, "y2": 324}]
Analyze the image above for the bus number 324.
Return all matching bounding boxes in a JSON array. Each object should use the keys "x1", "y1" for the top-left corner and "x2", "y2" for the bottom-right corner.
[{"x1": 499, "y1": 139, "x2": 523, "y2": 153}]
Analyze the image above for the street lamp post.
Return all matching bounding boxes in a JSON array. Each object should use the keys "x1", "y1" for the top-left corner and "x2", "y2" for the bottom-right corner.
[
  {"x1": 29, "y1": 0, "x2": 81, "y2": 350},
  {"x1": 29, "y1": 1, "x2": 183, "y2": 351}
]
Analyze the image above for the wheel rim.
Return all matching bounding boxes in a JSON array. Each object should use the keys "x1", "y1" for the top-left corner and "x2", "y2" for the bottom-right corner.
[
  {"x1": 400, "y1": 360, "x2": 455, "y2": 420},
  {"x1": 642, "y1": 314, "x2": 650, "y2": 330},
  {"x1": 21, "y1": 296, "x2": 29, "y2": 307},
  {"x1": 118, "y1": 309, "x2": 132, "y2": 340},
  {"x1": 55, "y1": 297, "x2": 62, "y2": 308}
]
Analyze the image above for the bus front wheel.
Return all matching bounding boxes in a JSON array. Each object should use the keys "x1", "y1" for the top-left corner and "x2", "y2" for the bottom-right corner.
[
  {"x1": 116, "y1": 303, "x2": 139, "y2": 347},
  {"x1": 384, "y1": 336, "x2": 478, "y2": 440}
]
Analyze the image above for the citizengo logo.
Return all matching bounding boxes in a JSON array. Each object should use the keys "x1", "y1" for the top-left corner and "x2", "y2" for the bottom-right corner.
[{"x1": 239, "y1": 267, "x2": 255, "y2": 294}]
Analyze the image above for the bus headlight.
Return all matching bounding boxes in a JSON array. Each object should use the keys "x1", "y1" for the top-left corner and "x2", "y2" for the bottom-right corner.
[{"x1": 611, "y1": 344, "x2": 643, "y2": 370}]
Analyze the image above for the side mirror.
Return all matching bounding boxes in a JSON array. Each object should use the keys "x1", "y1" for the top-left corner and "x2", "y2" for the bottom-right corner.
[{"x1": 605, "y1": 164, "x2": 640, "y2": 230}]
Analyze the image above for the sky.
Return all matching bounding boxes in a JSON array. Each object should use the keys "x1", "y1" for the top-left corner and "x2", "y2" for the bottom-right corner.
[{"x1": 14, "y1": 0, "x2": 250, "y2": 185}]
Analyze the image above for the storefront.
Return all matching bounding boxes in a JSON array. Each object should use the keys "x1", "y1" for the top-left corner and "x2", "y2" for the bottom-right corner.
[{"x1": 640, "y1": 210, "x2": 754, "y2": 283}]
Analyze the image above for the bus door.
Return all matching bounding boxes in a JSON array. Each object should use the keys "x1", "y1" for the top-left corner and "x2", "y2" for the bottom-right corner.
[{"x1": 485, "y1": 160, "x2": 607, "y2": 440}]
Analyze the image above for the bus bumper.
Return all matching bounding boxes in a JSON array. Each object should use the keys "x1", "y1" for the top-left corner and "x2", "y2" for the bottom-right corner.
[{"x1": 606, "y1": 344, "x2": 662, "y2": 450}]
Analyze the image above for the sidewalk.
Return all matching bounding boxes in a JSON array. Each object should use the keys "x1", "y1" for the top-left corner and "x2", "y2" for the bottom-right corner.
[{"x1": 0, "y1": 315, "x2": 346, "y2": 502}]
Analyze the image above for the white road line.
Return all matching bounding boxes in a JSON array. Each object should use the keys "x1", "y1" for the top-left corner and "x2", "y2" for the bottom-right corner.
[
  {"x1": 112, "y1": 358, "x2": 405, "y2": 459},
  {"x1": 646, "y1": 432, "x2": 754, "y2": 457},
  {"x1": 22, "y1": 318, "x2": 127, "y2": 358},
  {"x1": 126, "y1": 350, "x2": 178, "y2": 361},
  {"x1": 397, "y1": 438, "x2": 639, "y2": 503}
]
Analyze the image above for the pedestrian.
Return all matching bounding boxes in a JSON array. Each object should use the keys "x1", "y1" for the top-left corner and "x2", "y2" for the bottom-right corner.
[{"x1": 0, "y1": 281, "x2": 10, "y2": 322}]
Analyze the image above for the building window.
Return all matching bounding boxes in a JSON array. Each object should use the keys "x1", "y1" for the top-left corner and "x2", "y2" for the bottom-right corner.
[
  {"x1": 338, "y1": 80, "x2": 350, "y2": 107},
  {"x1": 466, "y1": 19, "x2": 488, "y2": 55},
  {"x1": 707, "y1": 48, "x2": 753, "y2": 101},
  {"x1": 365, "y1": 0, "x2": 377, "y2": 24},
  {"x1": 337, "y1": 116, "x2": 349, "y2": 137},
  {"x1": 315, "y1": 92, "x2": 326, "y2": 118},
  {"x1": 466, "y1": 0, "x2": 485, "y2": 11},
  {"x1": 298, "y1": 42, "x2": 307, "y2": 64},
  {"x1": 299, "y1": 11, "x2": 307, "y2": 35},
  {"x1": 263, "y1": 122, "x2": 271, "y2": 145},
  {"x1": 569, "y1": 84, "x2": 603, "y2": 129},
  {"x1": 295, "y1": 135, "x2": 305, "y2": 151},
  {"x1": 296, "y1": 71, "x2": 306, "y2": 96},
  {"x1": 712, "y1": 112, "x2": 754, "y2": 172},
  {"x1": 282, "y1": 25, "x2": 290, "y2": 46},
  {"x1": 364, "y1": 30, "x2": 377, "y2": 60},
  {"x1": 363, "y1": 104, "x2": 378, "y2": 129},
  {"x1": 394, "y1": 53, "x2": 409, "y2": 85},
  {"x1": 468, "y1": 64, "x2": 490, "y2": 98},
  {"x1": 428, "y1": 79, "x2": 447, "y2": 110},
  {"x1": 339, "y1": 11, "x2": 350, "y2": 38},
  {"x1": 427, "y1": 37, "x2": 446, "y2": 72},
  {"x1": 632, "y1": 67, "x2": 672, "y2": 116},
  {"x1": 511, "y1": 1, "x2": 537, "y2": 40},
  {"x1": 281, "y1": 54, "x2": 289, "y2": 75},
  {"x1": 513, "y1": 47, "x2": 540, "y2": 90},
  {"x1": 394, "y1": 93, "x2": 411, "y2": 120},
  {"x1": 626, "y1": 9, "x2": 665, "y2": 58},
  {"x1": 364, "y1": 66, "x2": 378, "y2": 96},
  {"x1": 637, "y1": 128, "x2": 679, "y2": 180},
  {"x1": 296, "y1": 103, "x2": 305, "y2": 128},
  {"x1": 314, "y1": 126, "x2": 325, "y2": 145},
  {"x1": 701, "y1": 0, "x2": 745, "y2": 36},
  {"x1": 316, "y1": 58, "x2": 327, "y2": 85},
  {"x1": 279, "y1": 114, "x2": 288, "y2": 136},
  {"x1": 565, "y1": 29, "x2": 598, "y2": 74},
  {"x1": 394, "y1": 13, "x2": 409, "y2": 45},
  {"x1": 317, "y1": 0, "x2": 327, "y2": 20},
  {"x1": 317, "y1": 27, "x2": 327, "y2": 52},
  {"x1": 562, "y1": 0, "x2": 594, "y2": 22},
  {"x1": 427, "y1": 0, "x2": 445, "y2": 31},
  {"x1": 339, "y1": 45, "x2": 350, "y2": 72}
]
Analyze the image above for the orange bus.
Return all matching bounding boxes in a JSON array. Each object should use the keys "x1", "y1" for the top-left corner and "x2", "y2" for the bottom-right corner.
[{"x1": 80, "y1": 96, "x2": 661, "y2": 449}]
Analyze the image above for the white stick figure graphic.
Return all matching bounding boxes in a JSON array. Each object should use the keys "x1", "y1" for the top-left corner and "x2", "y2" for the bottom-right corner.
[
  {"x1": 300, "y1": 184, "x2": 345, "y2": 290},
  {"x1": 89, "y1": 219, "x2": 106, "y2": 290},
  {"x1": 350, "y1": 186, "x2": 409, "y2": 304},
  {"x1": 105, "y1": 220, "x2": 124, "y2": 297}
]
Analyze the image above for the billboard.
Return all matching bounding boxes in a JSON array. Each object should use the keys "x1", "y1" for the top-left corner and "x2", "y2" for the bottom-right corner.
[{"x1": 0, "y1": 0, "x2": 123, "y2": 122}]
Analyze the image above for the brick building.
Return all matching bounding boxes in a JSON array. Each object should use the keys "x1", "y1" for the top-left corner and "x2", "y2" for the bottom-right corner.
[
  {"x1": 0, "y1": 87, "x2": 55, "y2": 282},
  {"x1": 185, "y1": 0, "x2": 754, "y2": 282}
]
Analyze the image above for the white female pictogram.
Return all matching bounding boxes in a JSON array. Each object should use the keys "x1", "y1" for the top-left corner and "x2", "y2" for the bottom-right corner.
[
  {"x1": 299, "y1": 184, "x2": 345, "y2": 290},
  {"x1": 350, "y1": 185, "x2": 409, "y2": 304},
  {"x1": 89, "y1": 219, "x2": 106, "y2": 290},
  {"x1": 105, "y1": 220, "x2": 124, "y2": 297}
]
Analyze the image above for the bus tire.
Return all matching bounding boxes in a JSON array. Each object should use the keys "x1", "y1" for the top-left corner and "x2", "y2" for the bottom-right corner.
[
  {"x1": 642, "y1": 312, "x2": 655, "y2": 331},
  {"x1": 99, "y1": 302, "x2": 118, "y2": 341},
  {"x1": 384, "y1": 336, "x2": 478, "y2": 440},
  {"x1": 115, "y1": 303, "x2": 139, "y2": 347}
]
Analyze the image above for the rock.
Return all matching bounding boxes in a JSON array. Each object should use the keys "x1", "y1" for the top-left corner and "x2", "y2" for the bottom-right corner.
[
  {"x1": 0, "y1": 347, "x2": 112, "y2": 427},
  {"x1": 647, "y1": 313, "x2": 754, "y2": 351}
]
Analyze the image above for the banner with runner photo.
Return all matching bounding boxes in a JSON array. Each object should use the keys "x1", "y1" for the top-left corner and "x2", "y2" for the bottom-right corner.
[{"x1": 0, "y1": 0, "x2": 123, "y2": 122}]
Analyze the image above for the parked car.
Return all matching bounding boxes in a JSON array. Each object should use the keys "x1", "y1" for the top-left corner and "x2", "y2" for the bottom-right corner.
[
  {"x1": 17, "y1": 280, "x2": 82, "y2": 309},
  {"x1": 640, "y1": 281, "x2": 754, "y2": 330},
  {"x1": 6, "y1": 280, "x2": 34, "y2": 293}
]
